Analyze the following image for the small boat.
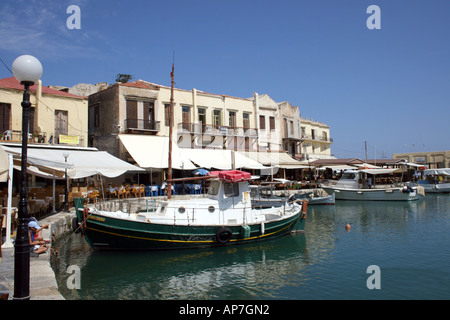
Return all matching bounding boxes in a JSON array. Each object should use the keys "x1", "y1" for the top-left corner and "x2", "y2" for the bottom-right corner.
[
  {"x1": 249, "y1": 184, "x2": 287, "y2": 209},
  {"x1": 291, "y1": 191, "x2": 335, "y2": 205},
  {"x1": 321, "y1": 169, "x2": 425, "y2": 201},
  {"x1": 74, "y1": 170, "x2": 308, "y2": 250},
  {"x1": 418, "y1": 168, "x2": 450, "y2": 194}
]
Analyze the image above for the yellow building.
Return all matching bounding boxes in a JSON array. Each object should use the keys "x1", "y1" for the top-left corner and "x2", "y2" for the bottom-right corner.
[
  {"x1": 300, "y1": 117, "x2": 333, "y2": 160},
  {"x1": 393, "y1": 150, "x2": 450, "y2": 169},
  {"x1": 0, "y1": 76, "x2": 88, "y2": 146}
]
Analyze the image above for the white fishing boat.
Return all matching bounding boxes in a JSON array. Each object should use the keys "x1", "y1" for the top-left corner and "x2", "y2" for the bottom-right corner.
[
  {"x1": 418, "y1": 168, "x2": 450, "y2": 193},
  {"x1": 75, "y1": 170, "x2": 308, "y2": 250},
  {"x1": 321, "y1": 169, "x2": 425, "y2": 201}
]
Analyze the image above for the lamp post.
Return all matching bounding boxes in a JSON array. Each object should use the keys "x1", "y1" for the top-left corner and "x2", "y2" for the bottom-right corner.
[
  {"x1": 63, "y1": 152, "x2": 69, "y2": 211},
  {"x1": 11, "y1": 55, "x2": 43, "y2": 300}
]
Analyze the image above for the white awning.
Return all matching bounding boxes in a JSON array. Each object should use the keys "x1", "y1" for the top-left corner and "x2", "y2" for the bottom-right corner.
[
  {"x1": 184, "y1": 148, "x2": 267, "y2": 170},
  {"x1": 359, "y1": 168, "x2": 397, "y2": 175},
  {"x1": 119, "y1": 134, "x2": 196, "y2": 170},
  {"x1": 1, "y1": 144, "x2": 143, "y2": 179},
  {"x1": 119, "y1": 134, "x2": 266, "y2": 170},
  {"x1": 240, "y1": 151, "x2": 309, "y2": 169},
  {"x1": 0, "y1": 147, "x2": 9, "y2": 182}
]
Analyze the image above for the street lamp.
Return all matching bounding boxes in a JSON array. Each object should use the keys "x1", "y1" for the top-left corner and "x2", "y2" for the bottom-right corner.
[
  {"x1": 11, "y1": 55, "x2": 43, "y2": 300},
  {"x1": 63, "y1": 152, "x2": 69, "y2": 211}
]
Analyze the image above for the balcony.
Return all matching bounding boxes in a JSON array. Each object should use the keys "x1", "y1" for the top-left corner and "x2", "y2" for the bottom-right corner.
[
  {"x1": 301, "y1": 134, "x2": 333, "y2": 144},
  {"x1": 177, "y1": 122, "x2": 258, "y2": 138},
  {"x1": 124, "y1": 119, "x2": 160, "y2": 133},
  {"x1": 1, "y1": 130, "x2": 85, "y2": 146}
]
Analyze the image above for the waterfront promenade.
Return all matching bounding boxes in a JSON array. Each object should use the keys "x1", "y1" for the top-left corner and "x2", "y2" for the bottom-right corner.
[{"x1": 0, "y1": 211, "x2": 75, "y2": 300}]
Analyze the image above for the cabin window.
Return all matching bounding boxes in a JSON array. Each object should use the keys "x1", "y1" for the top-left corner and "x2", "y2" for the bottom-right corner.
[
  {"x1": 341, "y1": 172, "x2": 356, "y2": 180},
  {"x1": 208, "y1": 180, "x2": 220, "y2": 195},
  {"x1": 224, "y1": 182, "x2": 239, "y2": 197}
]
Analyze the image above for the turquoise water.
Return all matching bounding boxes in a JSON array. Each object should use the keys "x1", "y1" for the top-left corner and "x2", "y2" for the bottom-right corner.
[{"x1": 52, "y1": 195, "x2": 450, "y2": 300}]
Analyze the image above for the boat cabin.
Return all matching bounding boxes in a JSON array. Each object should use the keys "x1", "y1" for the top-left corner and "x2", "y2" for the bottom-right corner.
[
  {"x1": 206, "y1": 170, "x2": 252, "y2": 209},
  {"x1": 336, "y1": 169, "x2": 398, "y2": 189}
]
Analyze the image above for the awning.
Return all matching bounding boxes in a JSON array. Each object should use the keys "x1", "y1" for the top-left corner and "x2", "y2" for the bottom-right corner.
[
  {"x1": 119, "y1": 134, "x2": 267, "y2": 170},
  {"x1": 1, "y1": 145, "x2": 143, "y2": 179},
  {"x1": 0, "y1": 147, "x2": 9, "y2": 182},
  {"x1": 359, "y1": 168, "x2": 398, "y2": 175},
  {"x1": 240, "y1": 151, "x2": 310, "y2": 169},
  {"x1": 119, "y1": 134, "x2": 196, "y2": 170},
  {"x1": 184, "y1": 148, "x2": 267, "y2": 170}
]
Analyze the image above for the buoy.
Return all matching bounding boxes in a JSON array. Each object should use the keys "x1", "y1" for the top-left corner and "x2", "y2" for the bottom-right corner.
[{"x1": 345, "y1": 223, "x2": 351, "y2": 230}]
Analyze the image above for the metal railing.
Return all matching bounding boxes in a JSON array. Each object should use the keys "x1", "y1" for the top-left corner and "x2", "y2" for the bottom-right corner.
[
  {"x1": 177, "y1": 122, "x2": 258, "y2": 137},
  {"x1": 124, "y1": 119, "x2": 160, "y2": 132}
]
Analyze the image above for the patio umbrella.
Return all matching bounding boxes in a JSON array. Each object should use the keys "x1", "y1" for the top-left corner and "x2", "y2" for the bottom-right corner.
[{"x1": 193, "y1": 168, "x2": 209, "y2": 176}]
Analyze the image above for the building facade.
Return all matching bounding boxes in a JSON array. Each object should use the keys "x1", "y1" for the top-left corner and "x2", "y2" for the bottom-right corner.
[
  {"x1": 393, "y1": 151, "x2": 450, "y2": 169},
  {"x1": 300, "y1": 117, "x2": 333, "y2": 160},
  {"x1": 87, "y1": 79, "x2": 333, "y2": 178},
  {"x1": 0, "y1": 77, "x2": 88, "y2": 147}
]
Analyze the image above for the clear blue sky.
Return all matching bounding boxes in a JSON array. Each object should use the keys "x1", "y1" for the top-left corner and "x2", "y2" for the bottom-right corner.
[{"x1": 1, "y1": 0, "x2": 449, "y2": 159}]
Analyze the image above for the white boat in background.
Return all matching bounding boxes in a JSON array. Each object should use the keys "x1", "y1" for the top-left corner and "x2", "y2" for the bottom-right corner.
[
  {"x1": 418, "y1": 168, "x2": 450, "y2": 193},
  {"x1": 321, "y1": 169, "x2": 425, "y2": 201}
]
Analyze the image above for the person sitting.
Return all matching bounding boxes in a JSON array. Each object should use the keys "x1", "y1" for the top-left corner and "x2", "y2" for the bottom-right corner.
[
  {"x1": 28, "y1": 221, "x2": 49, "y2": 254},
  {"x1": 28, "y1": 218, "x2": 49, "y2": 242}
]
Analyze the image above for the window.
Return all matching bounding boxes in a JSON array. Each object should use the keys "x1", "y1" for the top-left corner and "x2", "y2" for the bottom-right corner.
[
  {"x1": 55, "y1": 110, "x2": 68, "y2": 142},
  {"x1": 224, "y1": 182, "x2": 239, "y2": 197},
  {"x1": 259, "y1": 115, "x2": 265, "y2": 130},
  {"x1": 290, "y1": 120, "x2": 294, "y2": 135},
  {"x1": 198, "y1": 108, "x2": 206, "y2": 123},
  {"x1": 164, "y1": 104, "x2": 170, "y2": 127},
  {"x1": 182, "y1": 106, "x2": 190, "y2": 130},
  {"x1": 228, "y1": 111, "x2": 236, "y2": 128},
  {"x1": 269, "y1": 116, "x2": 275, "y2": 130},
  {"x1": 208, "y1": 180, "x2": 220, "y2": 195},
  {"x1": 0, "y1": 103, "x2": 11, "y2": 132},
  {"x1": 126, "y1": 100, "x2": 138, "y2": 129},
  {"x1": 243, "y1": 113, "x2": 249, "y2": 129},
  {"x1": 144, "y1": 101, "x2": 155, "y2": 129},
  {"x1": 213, "y1": 110, "x2": 221, "y2": 127}
]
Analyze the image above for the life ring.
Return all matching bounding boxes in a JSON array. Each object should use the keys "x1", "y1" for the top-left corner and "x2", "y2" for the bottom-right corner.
[
  {"x1": 72, "y1": 217, "x2": 80, "y2": 234},
  {"x1": 216, "y1": 227, "x2": 233, "y2": 244}
]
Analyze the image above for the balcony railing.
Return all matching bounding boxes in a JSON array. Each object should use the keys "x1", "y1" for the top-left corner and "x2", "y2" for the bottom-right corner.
[
  {"x1": 125, "y1": 119, "x2": 160, "y2": 132},
  {"x1": 177, "y1": 122, "x2": 258, "y2": 138},
  {"x1": 1, "y1": 130, "x2": 85, "y2": 145},
  {"x1": 301, "y1": 134, "x2": 333, "y2": 143}
]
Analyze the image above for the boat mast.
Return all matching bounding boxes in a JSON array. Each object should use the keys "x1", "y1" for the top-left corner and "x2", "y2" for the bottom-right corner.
[{"x1": 167, "y1": 63, "x2": 174, "y2": 199}]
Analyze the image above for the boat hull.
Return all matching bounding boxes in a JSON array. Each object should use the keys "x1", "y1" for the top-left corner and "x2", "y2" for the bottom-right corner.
[
  {"x1": 421, "y1": 183, "x2": 450, "y2": 194},
  {"x1": 322, "y1": 186, "x2": 423, "y2": 201},
  {"x1": 75, "y1": 209, "x2": 305, "y2": 251}
]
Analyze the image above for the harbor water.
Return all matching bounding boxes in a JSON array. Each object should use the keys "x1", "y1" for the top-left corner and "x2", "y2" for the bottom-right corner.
[{"x1": 51, "y1": 194, "x2": 450, "y2": 300}]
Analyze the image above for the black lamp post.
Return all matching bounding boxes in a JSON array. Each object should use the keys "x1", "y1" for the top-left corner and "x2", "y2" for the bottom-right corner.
[
  {"x1": 63, "y1": 152, "x2": 69, "y2": 211},
  {"x1": 11, "y1": 55, "x2": 43, "y2": 300}
]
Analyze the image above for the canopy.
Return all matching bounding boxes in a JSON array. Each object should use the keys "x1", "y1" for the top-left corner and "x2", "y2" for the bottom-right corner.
[
  {"x1": 1, "y1": 145, "x2": 143, "y2": 179},
  {"x1": 423, "y1": 168, "x2": 450, "y2": 176},
  {"x1": 240, "y1": 151, "x2": 309, "y2": 169},
  {"x1": 183, "y1": 148, "x2": 266, "y2": 170},
  {"x1": 119, "y1": 134, "x2": 196, "y2": 170},
  {"x1": 119, "y1": 134, "x2": 267, "y2": 170},
  {"x1": 0, "y1": 146, "x2": 9, "y2": 182},
  {"x1": 359, "y1": 168, "x2": 397, "y2": 175}
]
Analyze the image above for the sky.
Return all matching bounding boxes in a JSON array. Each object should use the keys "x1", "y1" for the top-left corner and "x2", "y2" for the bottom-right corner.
[{"x1": 0, "y1": 0, "x2": 449, "y2": 159}]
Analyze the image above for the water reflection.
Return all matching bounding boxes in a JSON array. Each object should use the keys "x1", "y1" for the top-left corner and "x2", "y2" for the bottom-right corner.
[
  {"x1": 54, "y1": 233, "x2": 311, "y2": 300},
  {"x1": 52, "y1": 195, "x2": 450, "y2": 300}
]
